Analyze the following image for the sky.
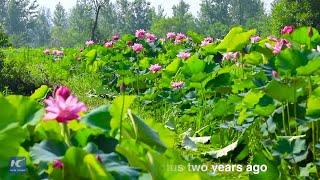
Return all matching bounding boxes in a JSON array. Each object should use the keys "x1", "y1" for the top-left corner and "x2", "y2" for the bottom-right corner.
[{"x1": 38, "y1": 0, "x2": 274, "y2": 16}]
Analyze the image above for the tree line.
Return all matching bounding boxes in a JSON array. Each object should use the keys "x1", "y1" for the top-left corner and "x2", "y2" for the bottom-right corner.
[{"x1": 0, "y1": 0, "x2": 319, "y2": 47}]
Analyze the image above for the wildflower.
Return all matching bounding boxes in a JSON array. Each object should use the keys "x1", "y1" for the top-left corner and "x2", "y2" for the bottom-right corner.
[
  {"x1": 104, "y1": 41, "x2": 113, "y2": 48},
  {"x1": 281, "y1": 26, "x2": 294, "y2": 34},
  {"x1": 149, "y1": 64, "x2": 162, "y2": 73},
  {"x1": 85, "y1": 40, "x2": 95, "y2": 46},
  {"x1": 132, "y1": 43, "x2": 144, "y2": 53},
  {"x1": 171, "y1": 81, "x2": 185, "y2": 90},
  {"x1": 43, "y1": 49, "x2": 50, "y2": 55},
  {"x1": 250, "y1": 36, "x2": 261, "y2": 43},
  {"x1": 44, "y1": 86, "x2": 87, "y2": 123},
  {"x1": 146, "y1": 33, "x2": 157, "y2": 43},
  {"x1": 53, "y1": 160, "x2": 64, "y2": 169},
  {"x1": 223, "y1": 52, "x2": 240, "y2": 61},
  {"x1": 112, "y1": 34, "x2": 120, "y2": 41},
  {"x1": 177, "y1": 52, "x2": 191, "y2": 60},
  {"x1": 201, "y1": 37, "x2": 214, "y2": 47},
  {"x1": 135, "y1": 29, "x2": 146, "y2": 39},
  {"x1": 167, "y1": 32, "x2": 176, "y2": 39}
]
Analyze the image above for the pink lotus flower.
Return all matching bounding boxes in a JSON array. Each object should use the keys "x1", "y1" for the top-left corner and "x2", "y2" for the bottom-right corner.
[
  {"x1": 53, "y1": 160, "x2": 64, "y2": 169},
  {"x1": 104, "y1": 41, "x2": 113, "y2": 48},
  {"x1": 43, "y1": 49, "x2": 50, "y2": 55},
  {"x1": 85, "y1": 40, "x2": 95, "y2": 46},
  {"x1": 135, "y1": 29, "x2": 146, "y2": 39},
  {"x1": 223, "y1": 52, "x2": 240, "y2": 61},
  {"x1": 272, "y1": 70, "x2": 279, "y2": 78},
  {"x1": 281, "y1": 26, "x2": 294, "y2": 34},
  {"x1": 44, "y1": 86, "x2": 87, "y2": 123},
  {"x1": 52, "y1": 50, "x2": 64, "y2": 56},
  {"x1": 149, "y1": 64, "x2": 162, "y2": 73},
  {"x1": 271, "y1": 39, "x2": 291, "y2": 54},
  {"x1": 112, "y1": 34, "x2": 120, "y2": 41},
  {"x1": 201, "y1": 37, "x2": 214, "y2": 47},
  {"x1": 268, "y1": 36, "x2": 278, "y2": 42},
  {"x1": 175, "y1": 33, "x2": 187, "y2": 44},
  {"x1": 250, "y1": 36, "x2": 261, "y2": 43},
  {"x1": 177, "y1": 52, "x2": 191, "y2": 60},
  {"x1": 167, "y1": 32, "x2": 176, "y2": 39},
  {"x1": 171, "y1": 81, "x2": 185, "y2": 90},
  {"x1": 55, "y1": 86, "x2": 71, "y2": 100},
  {"x1": 146, "y1": 33, "x2": 157, "y2": 43},
  {"x1": 132, "y1": 43, "x2": 144, "y2": 53}
]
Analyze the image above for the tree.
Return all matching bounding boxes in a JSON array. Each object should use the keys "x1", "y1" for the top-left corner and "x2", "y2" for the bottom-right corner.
[
  {"x1": 90, "y1": 0, "x2": 110, "y2": 40},
  {"x1": 66, "y1": 0, "x2": 93, "y2": 46},
  {"x1": 271, "y1": 0, "x2": 320, "y2": 34},
  {"x1": 98, "y1": 1, "x2": 117, "y2": 39},
  {"x1": 51, "y1": 3, "x2": 68, "y2": 47},
  {"x1": 31, "y1": 8, "x2": 51, "y2": 47},
  {"x1": 130, "y1": 0, "x2": 153, "y2": 31},
  {"x1": 171, "y1": 0, "x2": 196, "y2": 33},
  {"x1": 0, "y1": 1, "x2": 7, "y2": 25},
  {"x1": 229, "y1": 0, "x2": 264, "y2": 26},
  {"x1": 53, "y1": 2, "x2": 67, "y2": 28},
  {"x1": 6, "y1": 0, "x2": 39, "y2": 46},
  {"x1": 199, "y1": 0, "x2": 231, "y2": 25}
]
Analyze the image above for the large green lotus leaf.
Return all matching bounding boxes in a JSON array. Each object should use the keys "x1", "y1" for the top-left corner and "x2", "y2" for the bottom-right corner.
[
  {"x1": 0, "y1": 123, "x2": 28, "y2": 168},
  {"x1": 215, "y1": 27, "x2": 256, "y2": 52},
  {"x1": 30, "y1": 85, "x2": 50, "y2": 101},
  {"x1": 81, "y1": 105, "x2": 112, "y2": 132},
  {"x1": 116, "y1": 139, "x2": 149, "y2": 171},
  {"x1": 265, "y1": 80, "x2": 303, "y2": 103},
  {"x1": 244, "y1": 51, "x2": 263, "y2": 65},
  {"x1": 296, "y1": 57, "x2": 320, "y2": 76},
  {"x1": 34, "y1": 121, "x2": 64, "y2": 141},
  {"x1": 181, "y1": 56, "x2": 206, "y2": 76},
  {"x1": 275, "y1": 48, "x2": 308, "y2": 74},
  {"x1": 249, "y1": 153, "x2": 279, "y2": 180},
  {"x1": 110, "y1": 95, "x2": 136, "y2": 131},
  {"x1": 85, "y1": 49, "x2": 97, "y2": 65},
  {"x1": 62, "y1": 147, "x2": 90, "y2": 179},
  {"x1": 165, "y1": 58, "x2": 181, "y2": 75},
  {"x1": 30, "y1": 140, "x2": 67, "y2": 164},
  {"x1": 306, "y1": 95, "x2": 320, "y2": 118},
  {"x1": 84, "y1": 154, "x2": 114, "y2": 179},
  {"x1": 99, "y1": 152, "x2": 141, "y2": 179},
  {"x1": 291, "y1": 27, "x2": 320, "y2": 45},
  {"x1": 274, "y1": 137, "x2": 308, "y2": 163},
  {"x1": 127, "y1": 110, "x2": 167, "y2": 152},
  {"x1": 0, "y1": 96, "x2": 16, "y2": 128},
  {"x1": 5, "y1": 95, "x2": 43, "y2": 127},
  {"x1": 242, "y1": 90, "x2": 264, "y2": 108},
  {"x1": 187, "y1": 31, "x2": 203, "y2": 44}
]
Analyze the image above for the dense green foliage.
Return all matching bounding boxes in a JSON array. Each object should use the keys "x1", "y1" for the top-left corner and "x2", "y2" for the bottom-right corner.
[
  {"x1": 1, "y1": 25, "x2": 320, "y2": 179},
  {"x1": 271, "y1": 0, "x2": 320, "y2": 34}
]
